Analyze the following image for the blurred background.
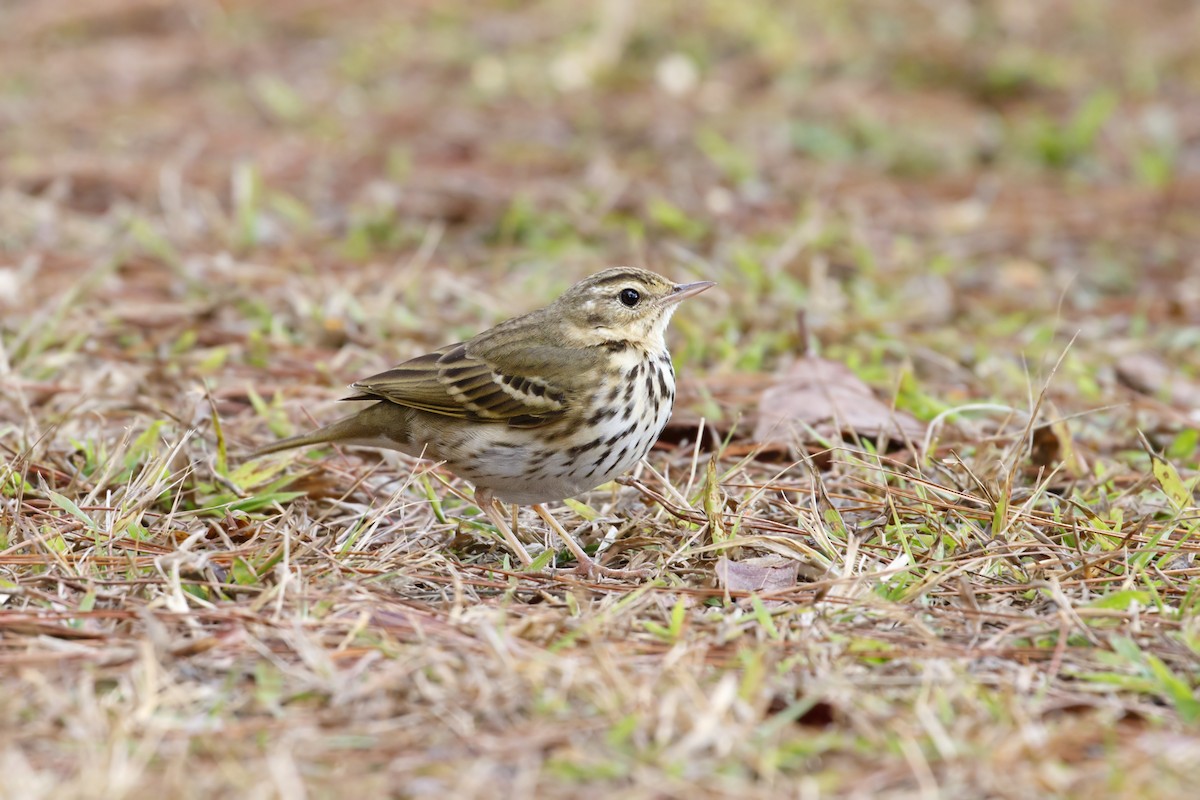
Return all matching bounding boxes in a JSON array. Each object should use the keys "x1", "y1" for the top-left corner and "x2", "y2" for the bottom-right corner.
[{"x1": 1, "y1": 0, "x2": 1198, "y2": 435}]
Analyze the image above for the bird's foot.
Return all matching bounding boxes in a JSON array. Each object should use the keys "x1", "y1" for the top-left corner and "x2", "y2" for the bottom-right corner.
[
  {"x1": 527, "y1": 503, "x2": 650, "y2": 581},
  {"x1": 564, "y1": 556, "x2": 652, "y2": 581}
]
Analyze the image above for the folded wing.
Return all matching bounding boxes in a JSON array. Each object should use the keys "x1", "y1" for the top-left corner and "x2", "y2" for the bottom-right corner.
[{"x1": 345, "y1": 340, "x2": 584, "y2": 429}]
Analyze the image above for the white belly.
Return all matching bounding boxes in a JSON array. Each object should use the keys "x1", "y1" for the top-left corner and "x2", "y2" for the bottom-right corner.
[{"x1": 437, "y1": 351, "x2": 676, "y2": 505}]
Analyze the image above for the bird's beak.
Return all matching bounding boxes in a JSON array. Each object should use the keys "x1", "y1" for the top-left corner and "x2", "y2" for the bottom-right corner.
[{"x1": 664, "y1": 280, "x2": 716, "y2": 305}]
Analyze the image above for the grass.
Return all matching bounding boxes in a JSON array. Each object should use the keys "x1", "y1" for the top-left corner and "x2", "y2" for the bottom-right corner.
[{"x1": 2, "y1": 0, "x2": 1199, "y2": 797}]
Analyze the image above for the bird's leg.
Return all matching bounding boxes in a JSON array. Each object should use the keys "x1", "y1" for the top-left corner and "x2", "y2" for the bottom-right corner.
[
  {"x1": 475, "y1": 488, "x2": 533, "y2": 567},
  {"x1": 532, "y1": 504, "x2": 650, "y2": 580}
]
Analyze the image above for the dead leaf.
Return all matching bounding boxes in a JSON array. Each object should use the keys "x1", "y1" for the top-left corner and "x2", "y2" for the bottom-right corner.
[
  {"x1": 1030, "y1": 425, "x2": 1061, "y2": 468},
  {"x1": 766, "y1": 695, "x2": 838, "y2": 727},
  {"x1": 1115, "y1": 353, "x2": 1200, "y2": 408},
  {"x1": 714, "y1": 555, "x2": 799, "y2": 594},
  {"x1": 753, "y1": 357, "x2": 926, "y2": 447}
]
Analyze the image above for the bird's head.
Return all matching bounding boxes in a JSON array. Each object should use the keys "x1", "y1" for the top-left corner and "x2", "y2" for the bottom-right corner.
[{"x1": 554, "y1": 267, "x2": 715, "y2": 349}]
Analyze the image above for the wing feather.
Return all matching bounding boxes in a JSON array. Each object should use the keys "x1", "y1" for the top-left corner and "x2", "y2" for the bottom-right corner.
[{"x1": 346, "y1": 340, "x2": 580, "y2": 428}]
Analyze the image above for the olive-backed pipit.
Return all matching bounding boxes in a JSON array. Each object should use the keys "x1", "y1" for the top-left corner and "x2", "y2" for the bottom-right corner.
[{"x1": 253, "y1": 267, "x2": 714, "y2": 577}]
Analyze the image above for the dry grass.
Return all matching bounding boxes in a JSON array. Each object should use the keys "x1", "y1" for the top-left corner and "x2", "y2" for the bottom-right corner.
[{"x1": 2, "y1": 0, "x2": 1199, "y2": 797}]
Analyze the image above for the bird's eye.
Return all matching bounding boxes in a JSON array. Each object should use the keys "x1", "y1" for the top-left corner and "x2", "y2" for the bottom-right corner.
[{"x1": 619, "y1": 288, "x2": 641, "y2": 307}]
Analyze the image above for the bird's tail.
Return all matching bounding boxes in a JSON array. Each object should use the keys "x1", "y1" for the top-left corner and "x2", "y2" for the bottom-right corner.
[{"x1": 249, "y1": 401, "x2": 405, "y2": 458}]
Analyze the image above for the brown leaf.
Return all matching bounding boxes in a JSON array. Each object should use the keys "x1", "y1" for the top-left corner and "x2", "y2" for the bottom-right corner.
[
  {"x1": 1115, "y1": 353, "x2": 1200, "y2": 408},
  {"x1": 714, "y1": 556, "x2": 799, "y2": 594},
  {"x1": 1030, "y1": 425, "x2": 1061, "y2": 468},
  {"x1": 753, "y1": 357, "x2": 926, "y2": 447}
]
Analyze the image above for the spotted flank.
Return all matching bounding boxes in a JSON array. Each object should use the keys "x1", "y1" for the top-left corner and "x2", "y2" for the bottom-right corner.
[{"x1": 431, "y1": 344, "x2": 676, "y2": 505}]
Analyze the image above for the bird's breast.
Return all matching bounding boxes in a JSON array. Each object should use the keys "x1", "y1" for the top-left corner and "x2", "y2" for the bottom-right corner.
[{"x1": 416, "y1": 349, "x2": 677, "y2": 505}]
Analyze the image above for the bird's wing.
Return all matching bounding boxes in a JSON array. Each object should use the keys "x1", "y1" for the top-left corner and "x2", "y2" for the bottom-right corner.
[{"x1": 345, "y1": 340, "x2": 589, "y2": 428}]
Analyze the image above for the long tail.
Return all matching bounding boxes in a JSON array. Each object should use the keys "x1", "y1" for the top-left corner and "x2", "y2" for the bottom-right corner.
[{"x1": 249, "y1": 401, "x2": 407, "y2": 458}]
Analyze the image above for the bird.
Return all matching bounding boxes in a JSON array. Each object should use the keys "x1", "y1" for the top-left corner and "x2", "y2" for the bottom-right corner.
[{"x1": 251, "y1": 267, "x2": 715, "y2": 577}]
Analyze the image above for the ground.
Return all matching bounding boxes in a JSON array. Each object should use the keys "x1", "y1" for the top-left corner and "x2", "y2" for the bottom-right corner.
[{"x1": 1, "y1": 1, "x2": 1199, "y2": 797}]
